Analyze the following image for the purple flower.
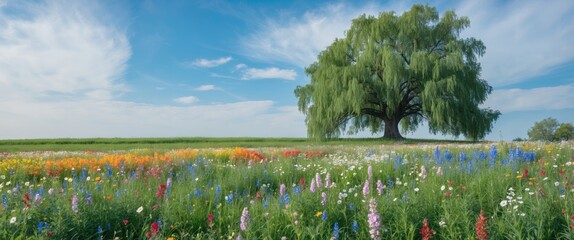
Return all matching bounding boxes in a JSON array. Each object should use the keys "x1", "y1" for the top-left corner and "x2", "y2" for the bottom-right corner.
[
  {"x1": 321, "y1": 192, "x2": 327, "y2": 206},
  {"x1": 420, "y1": 165, "x2": 427, "y2": 179},
  {"x1": 72, "y1": 194, "x2": 78, "y2": 213},
  {"x1": 279, "y1": 184, "x2": 286, "y2": 197},
  {"x1": 363, "y1": 180, "x2": 370, "y2": 198},
  {"x1": 368, "y1": 198, "x2": 381, "y2": 240},
  {"x1": 34, "y1": 193, "x2": 41, "y2": 203},
  {"x1": 240, "y1": 207, "x2": 250, "y2": 232},
  {"x1": 325, "y1": 173, "x2": 332, "y2": 188},
  {"x1": 376, "y1": 180, "x2": 384, "y2": 196},
  {"x1": 315, "y1": 173, "x2": 322, "y2": 189},
  {"x1": 310, "y1": 178, "x2": 317, "y2": 193}
]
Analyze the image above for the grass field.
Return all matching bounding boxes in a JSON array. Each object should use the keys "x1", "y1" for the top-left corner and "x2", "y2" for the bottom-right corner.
[
  {"x1": 2, "y1": 139, "x2": 571, "y2": 239},
  {"x1": 0, "y1": 137, "x2": 472, "y2": 152}
]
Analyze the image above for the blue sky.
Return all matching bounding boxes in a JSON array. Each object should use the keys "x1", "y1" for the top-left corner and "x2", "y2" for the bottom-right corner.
[{"x1": 0, "y1": 0, "x2": 572, "y2": 140}]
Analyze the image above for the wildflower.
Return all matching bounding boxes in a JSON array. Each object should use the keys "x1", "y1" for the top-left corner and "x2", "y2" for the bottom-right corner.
[
  {"x1": 240, "y1": 207, "x2": 250, "y2": 231},
  {"x1": 420, "y1": 219, "x2": 433, "y2": 240},
  {"x1": 368, "y1": 165, "x2": 373, "y2": 181},
  {"x1": 500, "y1": 200, "x2": 507, "y2": 207},
  {"x1": 363, "y1": 180, "x2": 370, "y2": 198},
  {"x1": 299, "y1": 178, "x2": 306, "y2": 190},
  {"x1": 137, "y1": 206, "x2": 144, "y2": 213},
  {"x1": 333, "y1": 222, "x2": 340, "y2": 239},
  {"x1": 280, "y1": 184, "x2": 286, "y2": 196},
  {"x1": 156, "y1": 184, "x2": 167, "y2": 199},
  {"x1": 352, "y1": 220, "x2": 359, "y2": 233},
  {"x1": 310, "y1": 178, "x2": 317, "y2": 193},
  {"x1": 419, "y1": 165, "x2": 427, "y2": 179},
  {"x1": 72, "y1": 194, "x2": 78, "y2": 213},
  {"x1": 368, "y1": 198, "x2": 381, "y2": 240},
  {"x1": 438, "y1": 220, "x2": 446, "y2": 228},
  {"x1": 237, "y1": 234, "x2": 243, "y2": 240},
  {"x1": 315, "y1": 211, "x2": 323, "y2": 217},
  {"x1": 316, "y1": 173, "x2": 322, "y2": 188},
  {"x1": 325, "y1": 173, "x2": 332, "y2": 188},
  {"x1": 23, "y1": 193, "x2": 31, "y2": 208},
  {"x1": 321, "y1": 192, "x2": 327, "y2": 206},
  {"x1": 207, "y1": 213, "x2": 214, "y2": 226},
  {"x1": 34, "y1": 193, "x2": 41, "y2": 203},
  {"x1": 322, "y1": 211, "x2": 327, "y2": 220},
  {"x1": 521, "y1": 168, "x2": 528, "y2": 179},
  {"x1": 146, "y1": 221, "x2": 160, "y2": 238},
  {"x1": 376, "y1": 180, "x2": 384, "y2": 195},
  {"x1": 476, "y1": 210, "x2": 488, "y2": 240},
  {"x1": 10, "y1": 216, "x2": 16, "y2": 224},
  {"x1": 436, "y1": 167, "x2": 443, "y2": 176}
]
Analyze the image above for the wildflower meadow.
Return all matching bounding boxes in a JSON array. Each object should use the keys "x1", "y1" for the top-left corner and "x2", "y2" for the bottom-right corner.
[{"x1": 1, "y1": 142, "x2": 573, "y2": 239}]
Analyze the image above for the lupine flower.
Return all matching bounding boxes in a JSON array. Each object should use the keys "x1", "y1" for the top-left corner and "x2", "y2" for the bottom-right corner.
[
  {"x1": 476, "y1": 210, "x2": 488, "y2": 240},
  {"x1": 352, "y1": 220, "x2": 359, "y2": 233},
  {"x1": 363, "y1": 180, "x2": 370, "y2": 198},
  {"x1": 376, "y1": 180, "x2": 384, "y2": 195},
  {"x1": 321, "y1": 192, "x2": 327, "y2": 206},
  {"x1": 333, "y1": 222, "x2": 340, "y2": 239},
  {"x1": 34, "y1": 193, "x2": 41, "y2": 203},
  {"x1": 325, "y1": 173, "x2": 332, "y2": 188},
  {"x1": 436, "y1": 167, "x2": 443, "y2": 176},
  {"x1": 310, "y1": 178, "x2": 317, "y2": 193},
  {"x1": 420, "y1": 165, "x2": 427, "y2": 179},
  {"x1": 72, "y1": 194, "x2": 78, "y2": 213},
  {"x1": 420, "y1": 219, "x2": 433, "y2": 240},
  {"x1": 368, "y1": 198, "x2": 381, "y2": 240},
  {"x1": 237, "y1": 234, "x2": 243, "y2": 240},
  {"x1": 240, "y1": 207, "x2": 250, "y2": 231},
  {"x1": 322, "y1": 210, "x2": 327, "y2": 220},
  {"x1": 280, "y1": 184, "x2": 286, "y2": 196},
  {"x1": 316, "y1": 173, "x2": 322, "y2": 188}
]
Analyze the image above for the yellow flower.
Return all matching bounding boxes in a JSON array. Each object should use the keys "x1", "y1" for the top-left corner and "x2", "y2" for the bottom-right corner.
[
  {"x1": 315, "y1": 211, "x2": 323, "y2": 217},
  {"x1": 167, "y1": 238, "x2": 175, "y2": 240},
  {"x1": 67, "y1": 178, "x2": 73, "y2": 183}
]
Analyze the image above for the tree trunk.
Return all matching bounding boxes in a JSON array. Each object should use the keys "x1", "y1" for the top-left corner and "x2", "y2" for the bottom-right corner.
[{"x1": 383, "y1": 117, "x2": 403, "y2": 140}]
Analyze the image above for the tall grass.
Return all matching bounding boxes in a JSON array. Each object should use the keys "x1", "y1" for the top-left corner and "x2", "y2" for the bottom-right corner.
[{"x1": 0, "y1": 142, "x2": 572, "y2": 239}]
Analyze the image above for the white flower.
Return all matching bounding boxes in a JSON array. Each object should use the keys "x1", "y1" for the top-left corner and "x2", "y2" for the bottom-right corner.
[
  {"x1": 24, "y1": 182, "x2": 30, "y2": 187},
  {"x1": 555, "y1": 182, "x2": 560, "y2": 187},
  {"x1": 86, "y1": 176, "x2": 91, "y2": 181},
  {"x1": 136, "y1": 206, "x2": 143, "y2": 213},
  {"x1": 439, "y1": 220, "x2": 447, "y2": 228},
  {"x1": 5, "y1": 181, "x2": 10, "y2": 186},
  {"x1": 500, "y1": 200, "x2": 508, "y2": 207},
  {"x1": 414, "y1": 188, "x2": 420, "y2": 192},
  {"x1": 10, "y1": 217, "x2": 16, "y2": 224},
  {"x1": 440, "y1": 185, "x2": 445, "y2": 191}
]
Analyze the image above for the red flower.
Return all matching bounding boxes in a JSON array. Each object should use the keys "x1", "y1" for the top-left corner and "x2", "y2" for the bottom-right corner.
[
  {"x1": 476, "y1": 210, "x2": 488, "y2": 240},
  {"x1": 122, "y1": 219, "x2": 129, "y2": 225},
  {"x1": 420, "y1": 219, "x2": 433, "y2": 240},
  {"x1": 207, "y1": 213, "x2": 214, "y2": 226},
  {"x1": 156, "y1": 184, "x2": 167, "y2": 199},
  {"x1": 299, "y1": 178, "x2": 306, "y2": 190},
  {"x1": 521, "y1": 168, "x2": 528, "y2": 179},
  {"x1": 540, "y1": 170, "x2": 546, "y2": 176},
  {"x1": 147, "y1": 221, "x2": 160, "y2": 238},
  {"x1": 23, "y1": 193, "x2": 31, "y2": 208}
]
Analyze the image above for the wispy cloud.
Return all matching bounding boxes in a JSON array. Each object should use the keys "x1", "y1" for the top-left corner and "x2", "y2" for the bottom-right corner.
[
  {"x1": 241, "y1": 67, "x2": 297, "y2": 80},
  {"x1": 243, "y1": 1, "x2": 574, "y2": 87},
  {"x1": 0, "y1": 0, "x2": 130, "y2": 101},
  {"x1": 456, "y1": 0, "x2": 574, "y2": 87},
  {"x1": 195, "y1": 85, "x2": 217, "y2": 91},
  {"x1": 174, "y1": 96, "x2": 199, "y2": 104},
  {"x1": 483, "y1": 84, "x2": 574, "y2": 112},
  {"x1": 241, "y1": 2, "x2": 406, "y2": 67},
  {"x1": 188, "y1": 57, "x2": 232, "y2": 68}
]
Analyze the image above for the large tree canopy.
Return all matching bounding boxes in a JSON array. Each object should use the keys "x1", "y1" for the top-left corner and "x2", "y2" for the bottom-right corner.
[{"x1": 295, "y1": 4, "x2": 500, "y2": 140}]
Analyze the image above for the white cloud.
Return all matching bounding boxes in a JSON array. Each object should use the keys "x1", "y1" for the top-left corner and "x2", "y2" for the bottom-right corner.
[
  {"x1": 241, "y1": 67, "x2": 297, "y2": 80},
  {"x1": 0, "y1": 100, "x2": 307, "y2": 139},
  {"x1": 195, "y1": 85, "x2": 217, "y2": 91},
  {"x1": 243, "y1": 1, "x2": 574, "y2": 87},
  {"x1": 174, "y1": 96, "x2": 199, "y2": 104},
  {"x1": 483, "y1": 85, "x2": 574, "y2": 112},
  {"x1": 456, "y1": 0, "x2": 574, "y2": 87},
  {"x1": 241, "y1": 2, "x2": 407, "y2": 67},
  {"x1": 0, "y1": 0, "x2": 130, "y2": 101},
  {"x1": 235, "y1": 63, "x2": 247, "y2": 70},
  {"x1": 188, "y1": 57, "x2": 232, "y2": 68}
]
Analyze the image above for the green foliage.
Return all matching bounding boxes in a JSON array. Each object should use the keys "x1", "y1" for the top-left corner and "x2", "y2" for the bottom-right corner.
[
  {"x1": 295, "y1": 4, "x2": 500, "y2": 140},
  {"x1": 527, "y1": 117, "x2": 572, "y2": 142},
  {"x1": 554, "y1": 123, "x2": 574, "y2": 141}
]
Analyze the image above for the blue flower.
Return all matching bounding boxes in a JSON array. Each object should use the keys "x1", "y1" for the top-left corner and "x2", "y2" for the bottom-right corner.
[
  {"x1": 333, "y1": 222, "x2": 340, "y2": 239},
  {"x1": 352, "y1": 220, "x2": 359, "y2": 233},
  {"x1": 322, "y1": 211, "x2": 327, "y2": 220}
]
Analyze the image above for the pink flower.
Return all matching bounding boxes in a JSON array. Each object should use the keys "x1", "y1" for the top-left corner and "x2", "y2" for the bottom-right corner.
[
  {"x1": 363, "y1": 180, "x2": 370, "y2": 198},
  {"x1": 279, "y1": 184, "x2": 286, "y2": 196},
  {"x1": 240, "y1": 207, "x2": 250, "y2": 231},
  {"x1": 321, "y1": 192, "x2": 327, "y2": 206},
  {"x1": 376, "y1": 180, "x2": 384, "y2": 196},
  {"x1": 420, "y1": 165, "x2": 427, "y2": 179},
  {"x1": 310, "y1": 178, "x2": 317, "y2": 193},
  {"x1": 315, "y1": 173, "x2": 322, "y2": 188},
  {"x1": 325, "y1": 173, "x2": 332, "y2": 188},
  {"x1": 71, "y1": 194, "x2": 78, "y2": 213},
  {"x1": 368, "y1": 198, "x2": 381, "y2": 240}
]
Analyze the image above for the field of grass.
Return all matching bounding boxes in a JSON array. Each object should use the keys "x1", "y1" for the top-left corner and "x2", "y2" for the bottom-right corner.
[
  {"x1": 1, "y1": 140, "x2": 572, "y2": 239},
  {"x1": 0, "y1": 137, "x2": 471, "y2": 152}
]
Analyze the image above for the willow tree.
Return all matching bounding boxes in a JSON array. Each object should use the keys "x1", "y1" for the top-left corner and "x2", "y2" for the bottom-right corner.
[{"x1": 295, "y1": 4, "x2": 500, "y2": 140}]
